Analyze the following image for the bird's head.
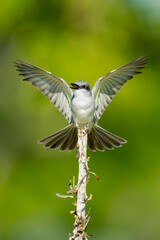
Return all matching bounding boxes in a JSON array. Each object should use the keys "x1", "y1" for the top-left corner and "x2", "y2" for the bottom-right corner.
[{"x1": 70, "y1": 81, "x2": 91, "y2": 92}]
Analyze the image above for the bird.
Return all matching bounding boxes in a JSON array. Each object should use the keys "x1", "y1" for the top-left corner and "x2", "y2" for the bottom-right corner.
[{"x1": 15, "y1": 56, "x2": 148, "y2": 151}]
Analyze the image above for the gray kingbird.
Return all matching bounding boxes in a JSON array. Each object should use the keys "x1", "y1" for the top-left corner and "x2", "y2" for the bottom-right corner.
[{"x1": 15, "y1": 56, "x2": 148, "y2": 151}]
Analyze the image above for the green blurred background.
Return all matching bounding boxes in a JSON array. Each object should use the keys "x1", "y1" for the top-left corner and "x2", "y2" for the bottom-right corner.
[{"x1": 0, "y1": 0, "x2": 160, "y2": 239}]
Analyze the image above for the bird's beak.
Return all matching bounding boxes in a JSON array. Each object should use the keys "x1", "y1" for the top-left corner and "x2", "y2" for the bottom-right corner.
[{"x1": 70, "y1": 83, "x2": 80, "y2": 89}]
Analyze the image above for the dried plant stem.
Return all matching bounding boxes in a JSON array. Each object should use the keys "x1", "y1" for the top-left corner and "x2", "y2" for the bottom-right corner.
[
  {"x1": 77, "y1": 128, "x2": 88, "y2": 219},
  {"x1": 70, "y1": 128, "x2": 89, "y2": 240}
]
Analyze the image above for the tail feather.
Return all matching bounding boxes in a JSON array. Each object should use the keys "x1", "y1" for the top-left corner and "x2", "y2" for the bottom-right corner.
[
  {"x1": 93, "y1": 127, "x2": 114, "y2": 150},
  {"x1": 91, "y1": 127, "x2": 105, "y2": 151},
  {"x1": 38, "y1": 124, "x2": 77, "y2": 150},
  {"x1": 68, "y1": 128, "x2": 78, "y2": 150},
  {"x1": 38, "y1": 123, "x2": 127, "y2": 151},
  {"x1": 50, "y1": 130, "x2": 71, "y2": 149},
  {"x1": 94, "y1": 125, "x2": 127, "y2": 144},
  {"x1": 44, "y1": 127, "x2": 72, "y2": 148},
  {"x1": 88, "y1": 124, "x2": 127, "y2": 151},
  {"x1": 38, "y1": 124, "x2": 73, "y2": 144},
  {"x1": 60, "y1": 127, "x2": 75, "y2": 151},
  {"x1": 95, "y1": 127, "x2": 121, "y2": 148},
  {"x1": 88, "y1": 130, "x2": 96, "y2": 151},
  {"x1": 44, "y1": 130, "x2": 67, "y2": 148}
]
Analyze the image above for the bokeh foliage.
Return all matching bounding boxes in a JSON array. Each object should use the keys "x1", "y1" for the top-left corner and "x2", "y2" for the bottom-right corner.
[{"x1": 0, "y1": 0, "x2": 160, "y2": 239}]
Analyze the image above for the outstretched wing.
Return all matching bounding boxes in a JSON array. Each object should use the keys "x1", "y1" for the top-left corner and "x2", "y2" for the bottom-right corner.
[
  {"x1": 15, "y1": 61, "x2": 73, "y2": 123},
  {"x1": 92, "y1": 56, "x2": 148, "y2": 120}
]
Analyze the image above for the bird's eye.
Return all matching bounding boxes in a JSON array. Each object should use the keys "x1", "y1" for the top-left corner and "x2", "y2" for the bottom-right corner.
[{"x1": 82, "y1": 85, "x2": 85, "y2": 88}]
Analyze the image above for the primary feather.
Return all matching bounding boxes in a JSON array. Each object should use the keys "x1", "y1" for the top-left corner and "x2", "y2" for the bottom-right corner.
[
  {"x1": 92, "y1": 56, "x2": 148, "y2": 120},
  {"x1": 15, "y1": 61, "x2": 73, "y2": 123}
]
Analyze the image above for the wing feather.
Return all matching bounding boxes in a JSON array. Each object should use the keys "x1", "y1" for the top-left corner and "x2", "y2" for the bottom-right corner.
[
  {"x1": 92, "y1": 56, "x2": 148, "y2": 120},
  {"x1": 15, "y1": 60, "x2": 73, "y2": 123}
]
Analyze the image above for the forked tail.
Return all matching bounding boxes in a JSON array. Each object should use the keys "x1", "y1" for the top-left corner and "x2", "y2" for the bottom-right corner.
[{"x1": 38, "y1": 124, "x2": 127, "y2": 151}]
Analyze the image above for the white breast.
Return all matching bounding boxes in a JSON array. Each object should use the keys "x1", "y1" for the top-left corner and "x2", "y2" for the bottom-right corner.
[{"x1": 71, "y1": 89, "x2": 95, "y2": 128}]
